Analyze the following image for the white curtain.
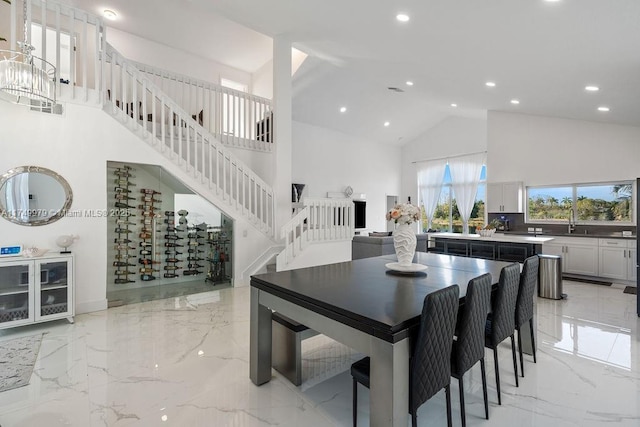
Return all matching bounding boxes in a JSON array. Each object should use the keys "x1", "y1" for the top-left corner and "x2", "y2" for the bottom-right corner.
[
  {"x1": 417, "y1": 159, "x2": 447, "y2": 229},
  {"x1": 449, "y1": 153, "x2": 486, "y2": 233}
]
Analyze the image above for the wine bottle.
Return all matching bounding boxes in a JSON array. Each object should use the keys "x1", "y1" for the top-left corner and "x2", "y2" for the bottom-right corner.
[
  {"x1": 140, "y1": 249, "x2": 152, "y2": 255},
  {"x1": 140, "y1": 274, "x2": 156, "y2": 281},
  {"x1": 115, "y1": 202, "x2": 134, "y2": 209},
  {"x1": 164, "y1": 235, "x2": 183, "y2": 240},
  {"x1": 138, "y1": 205, "x2": 157, "y2": 211},
  {"x1": 164, "y1": 242, "x2": 184, "y2": 247},
  {"x1": 115, "y1": 194, "x2": 135, "y2": 201},
  {"x1": 114, "y1": 254, "x2": 135, "y2": 259},
  {"x1": 113, "y1": 261, "x2": 135, "y2": 267},
  {"x1": 187, "y1": 249, "x2": 204, "y2": 253},
  {"x1": 164, "y1": 265, "x2": 183, "y2": 270},
  {"x1": 114, "y1": 238, "x2": 132, "y2": 244},
  {"x1": 114, "y1": 187, "x2": 132, "y2": 193},
  {"x1": 163, "y1": 273, "x2": 179, "y2": 278},
  {"x1": 114, "y1": 179, "x2": 136, "y2": 186},
  {"x1": 114, "y1": 278, "x2": 135, "y2": 284},
  {"x1": 139, "y1": 268, "x2": 159, "y2": 274},
  {"x1": 164, "y1": 211, "x2": 175, "y2": 216},
  {"x1": 141, "y1": 189, "x2": 161, "y2": 194},
  {"x1": 115, "y1": 227, "x2": 132, "y2": 234},
  {"x1": 164, "y1": 250, "x2": 183, "y2": 255},
  {"x1": 188, "y1": 264, "x2": 204, "y2": 269},
  {"x1": 115, "y1": 270, "x2": 136, "y2": 275},
  {"x1": 115, "y1": 219, "x2": 135, "y2": 225},
  {"x1": 114, "y1": 245, "x2": 135, "y2": 251},
  {"x1": 139, "y1": 232, "x2": 152, "y2": 239},
  {"x1": 141, "y1": 196, "x2": 162, "y2": 203},
  {"x1": 139, "y1": 259, "x2": 160, "y2": 265}
]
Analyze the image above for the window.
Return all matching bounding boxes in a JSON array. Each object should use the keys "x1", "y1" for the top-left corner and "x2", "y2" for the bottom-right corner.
[
  {"x1": 527, "y1": 182, "x2": 633, "y2": 224},
  {"x1": 425, "y1": 165, "x2": 486, "y2": 232}
]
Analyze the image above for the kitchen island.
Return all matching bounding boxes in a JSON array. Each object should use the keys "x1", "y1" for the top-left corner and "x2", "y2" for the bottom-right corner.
[{"x1": 427, "y1": 232, "x2": 555, "y2": 262}]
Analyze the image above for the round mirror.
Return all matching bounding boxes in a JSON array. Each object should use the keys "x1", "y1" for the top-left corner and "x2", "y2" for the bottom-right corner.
[{"x1": 0, "y1": 166, "x2": 73, "y2": 226}]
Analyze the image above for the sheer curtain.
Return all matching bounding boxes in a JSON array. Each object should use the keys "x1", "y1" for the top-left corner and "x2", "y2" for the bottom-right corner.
[
  {"x1": 417, "y1": 159, "x2": 447, "y2": 229},
  {"x1": 449, "y1": 153, "x2": 486, "y2": 233}
]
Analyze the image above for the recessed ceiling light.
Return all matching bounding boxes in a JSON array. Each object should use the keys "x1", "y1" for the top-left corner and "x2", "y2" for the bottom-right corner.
[
  {"x1": 544, "y1": 0, "x2": 561, "y2": 3},
  {"x1": 384, "y1": 121, "x2": 390, "y2": 127},
  {"x1": 510, "y1": 99, "x2": 520, "y2": 105},
  {"x1": 597, "y1": 106, "x2": 610, "y2": 112},
  {"x1": 103, "y1": 9, "x2": 117, "y2": 20},
  {"x1": 585, "y1": 85, "x2": 599, "y2": 92},
  {"x1": 406, "y1": 81, "x2": 414, "y2": 86},
  {"x1": 340, "y1": 106, "x2": 347, "y2": 113},
  {"x1": 451, "y1": 103, "x2": 458, "y2": 108},
  {"x1": 485, "y1": 81, "x2": 496, "y2": 88},
  {"x1": 396, "y1": 13, "x2": 410, "y2": 22}
]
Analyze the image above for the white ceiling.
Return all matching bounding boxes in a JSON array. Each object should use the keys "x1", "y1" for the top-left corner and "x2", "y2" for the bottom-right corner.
[{"x1": 71, "y1": 0, "x2": 640, "y2": 145}]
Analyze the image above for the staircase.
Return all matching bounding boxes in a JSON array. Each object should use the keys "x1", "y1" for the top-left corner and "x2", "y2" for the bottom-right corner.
[{"x1": 8, "y1": 0, "x2": 353, "y2": 272}]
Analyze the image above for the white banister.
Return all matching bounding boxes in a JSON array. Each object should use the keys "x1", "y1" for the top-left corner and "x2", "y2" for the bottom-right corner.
[
  {"x1": 103, "y1": 44, "x2": 275, "y2": 237},
  {"x1": 276, "y1": 198, "x2": 355, "y2": 268},
  {"x1": 132, "y1": 60, "x2": 273, "y2": 152}
]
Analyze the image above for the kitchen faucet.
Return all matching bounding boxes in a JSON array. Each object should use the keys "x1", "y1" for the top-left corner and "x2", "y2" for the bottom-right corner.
[{"x1": 568, "y1": 209, "x2": 576, "y2": 234}]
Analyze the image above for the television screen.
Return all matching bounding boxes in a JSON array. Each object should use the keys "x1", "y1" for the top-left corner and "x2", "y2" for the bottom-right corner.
[{"x1": 354, "y1": 200, "x2": 366, "y2": 229}]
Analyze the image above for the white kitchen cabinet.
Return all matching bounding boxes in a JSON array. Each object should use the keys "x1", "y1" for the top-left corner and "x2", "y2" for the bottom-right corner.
[
  {"x1": 0, "y1": 255, "x2": 73, "y2": 329},
  {"x1": 487, "y1": 182, "x2": 523, "y2": 213},
  {"x1": 599, "y1": 239, "x2": 636, "y2": 282},
  {"x1": 628, "y1": 241, "x2": 637, "y2": 282},
  {"x1": 544, "y1": 237, "x2": 599, "y2": 277}
]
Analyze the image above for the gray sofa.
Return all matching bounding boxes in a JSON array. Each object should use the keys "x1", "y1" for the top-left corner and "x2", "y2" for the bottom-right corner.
[{"x1": 352, "y1": 233, "x2": 428, "y2": 260}]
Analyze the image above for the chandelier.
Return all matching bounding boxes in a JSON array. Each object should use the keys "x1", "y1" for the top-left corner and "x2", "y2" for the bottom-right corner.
[{"x1": 0, "y1": 0, "x2": 56, "y2": 106}]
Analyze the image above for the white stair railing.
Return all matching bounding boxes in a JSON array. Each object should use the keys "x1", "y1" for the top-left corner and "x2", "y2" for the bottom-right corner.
[
  {"x1": 104, "y1": 44, "x2": 275, "y2": 237},
  {"x1": 276, "y1": 198, "x2": 354, "y2": 267},
  {"x1": 132, "y1": 61, "x2": 273, "y2": 152}
]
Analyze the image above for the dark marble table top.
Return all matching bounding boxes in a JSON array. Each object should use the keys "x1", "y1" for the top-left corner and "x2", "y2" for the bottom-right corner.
[{"x1": 251, "y1": 253, "x2": 515, "y2": 343}]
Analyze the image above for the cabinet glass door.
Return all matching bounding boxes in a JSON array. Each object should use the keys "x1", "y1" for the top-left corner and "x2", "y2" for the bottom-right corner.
[
  {"x1": 0, "y1": 260, "x2": 33, "y2": 326},
  {"x1": 36, "y1": 259, "x2": 71, "y2": 320}
]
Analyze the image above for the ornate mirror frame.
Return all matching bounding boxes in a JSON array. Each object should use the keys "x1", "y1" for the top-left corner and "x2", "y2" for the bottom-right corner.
[{"x1": 0, "y1": 166, "x2": 73, "y2": 226}]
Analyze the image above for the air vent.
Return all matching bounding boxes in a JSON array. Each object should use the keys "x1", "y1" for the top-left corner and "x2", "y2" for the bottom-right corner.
[{"x1": 387, "y1": 87, "x2": 405, "y2": 93}]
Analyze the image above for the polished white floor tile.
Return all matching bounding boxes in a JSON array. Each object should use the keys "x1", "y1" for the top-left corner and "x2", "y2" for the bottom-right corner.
[{"x1": 0, "y1": 281, "x2": 639, "y2": 426}]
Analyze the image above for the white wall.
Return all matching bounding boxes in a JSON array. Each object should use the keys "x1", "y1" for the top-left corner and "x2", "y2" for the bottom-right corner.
[
  {"x1": 487, "y1": 111, "x2": 640, "y2": 184},
  {"x1": 252, "y1": 59, "x2": 273, "y2": 100},
  {"x1": 401, "y1": 116, "x2": 488, "y2": 204},
  {"x1": 107, "y1": 28, "x2": 251, "y2": 88},
  {"x1": 292, "y1": 121, "x2": 402, "y2": 232},
  {"x1": 0, "y1": 101, "x2": 275, "y2": 313}
]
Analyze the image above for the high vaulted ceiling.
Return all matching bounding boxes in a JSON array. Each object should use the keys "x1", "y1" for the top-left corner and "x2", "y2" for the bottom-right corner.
[{"x1": 71, "y1": 0, "x2": 640, "y2": 145}]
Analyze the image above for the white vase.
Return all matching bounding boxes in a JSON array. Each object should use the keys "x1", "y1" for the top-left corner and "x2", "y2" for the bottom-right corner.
[{"x1": 393, "y1": 223, "x2": 417, "y2": 266}]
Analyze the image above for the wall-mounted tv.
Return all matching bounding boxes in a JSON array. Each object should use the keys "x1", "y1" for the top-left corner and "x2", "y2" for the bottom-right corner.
[{"x1": 354, "y1": 200, "x2": 366, "y2": 229}]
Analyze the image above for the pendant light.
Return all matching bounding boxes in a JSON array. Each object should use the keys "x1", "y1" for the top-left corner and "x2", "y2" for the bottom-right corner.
[{"x1": 0, "y1": 0, "x2": 57, "y2": 106}]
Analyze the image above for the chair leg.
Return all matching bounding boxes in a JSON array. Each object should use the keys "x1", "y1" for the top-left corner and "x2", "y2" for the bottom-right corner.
[
  {"x1": 529, "y1": 318, "x2": 537, "y2": 363},
  {"x1": 517, "y1": 325, "x2": 524, "y2": 377},
  {"x1": 411, "y1": 411, "x2": 417, "y2": 427},
  {"x1": 480, "y1": 358, "x2": 489, "y2": 420},
  {"x1": 493, "y1": 347, "x2": 501, "y2": 405},
  {"x1": 458, "y1": 375, "x2": 466, "y2": 427},
  {"x1": 445, "y1": 384, "x2": 453, "y2": 427},
  {"x1": 510, "y1": 334, "x2": 519, "y2": 387},
  {"x1": 352, "y1": 379, "x2": 357, "y2": 427}
]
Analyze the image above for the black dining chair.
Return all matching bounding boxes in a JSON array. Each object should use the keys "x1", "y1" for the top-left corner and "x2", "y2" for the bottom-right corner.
[
  {"x1": 515, "y1": 255, "x2": 540, "y2": 377},
  {"x1": 351, "y1": 285, "x2": 460, "y2": 427},
  {"x1": 451, "y1": 273, "x2": 492, "y2": 427},
  {"x1": 484, "y1": 263, "x2": 520, "y2": 405}
]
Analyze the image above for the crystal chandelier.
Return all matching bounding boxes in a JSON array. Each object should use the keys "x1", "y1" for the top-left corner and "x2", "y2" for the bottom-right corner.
[{"x1": 0, "y1": 0, "x2": 56, "y2": 106}]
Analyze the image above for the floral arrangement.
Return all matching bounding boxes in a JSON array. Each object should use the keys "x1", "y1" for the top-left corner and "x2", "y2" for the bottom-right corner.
[{"x1": 386, "y1": 203, "x2": 420, "y2": 225}]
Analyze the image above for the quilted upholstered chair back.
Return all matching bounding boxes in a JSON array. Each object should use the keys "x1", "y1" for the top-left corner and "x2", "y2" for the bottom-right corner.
[
  {"x1": 516, "y1": 255, "x2": 539, "y2": 328},
  {"x1": 488, "y1": 263, "x2": 520, "y2": 346}
]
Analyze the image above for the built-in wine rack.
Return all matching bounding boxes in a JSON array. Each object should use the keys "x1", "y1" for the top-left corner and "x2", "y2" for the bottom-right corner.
[
  {"x1": 181, "y1": 210, "x2": 205, "y2": 277},
  {"x1": 163, "y1": 211, "x2": 183, "y2": 278},
  {"x1": 139, "y1": 189, "x2": 161, "y2": 281},
  {"x1": 206, "y1": 227, "x2": 231, "y2": 284},
  {"x1": 113, "y1": 166, "x2": 136, "y2": 284}
]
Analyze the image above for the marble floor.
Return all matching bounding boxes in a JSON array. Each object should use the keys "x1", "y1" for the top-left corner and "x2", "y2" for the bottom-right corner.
[{"x1": 0, "y1": 280, "x2": 638, "y2": 426}]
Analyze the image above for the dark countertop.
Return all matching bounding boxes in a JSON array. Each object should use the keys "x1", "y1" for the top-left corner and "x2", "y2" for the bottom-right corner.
[{"x1": 499, "y1": 231, "x2": 635, "y2": 239}]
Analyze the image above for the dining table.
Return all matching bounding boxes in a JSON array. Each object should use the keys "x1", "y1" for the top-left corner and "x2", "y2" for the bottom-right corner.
[{"x1": 249, "y1": 252, "x2": 517, "y2": 427}]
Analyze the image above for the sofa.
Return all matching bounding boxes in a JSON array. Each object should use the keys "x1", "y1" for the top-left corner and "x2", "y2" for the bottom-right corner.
[{"x1": 352, "y1": 233, "x2": 429, "y2": 260}]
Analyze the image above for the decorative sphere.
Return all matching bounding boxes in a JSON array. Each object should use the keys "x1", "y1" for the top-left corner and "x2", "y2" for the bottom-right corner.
[{"x1": 56, "y1": 235, "x2": 75, "y2": 249}]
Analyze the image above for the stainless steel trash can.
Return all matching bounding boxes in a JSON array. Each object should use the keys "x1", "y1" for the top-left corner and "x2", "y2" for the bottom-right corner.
[{"x1": 538, "y1": 254, "x2": 564, "y2": 299}]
